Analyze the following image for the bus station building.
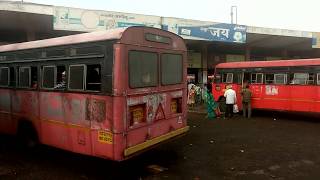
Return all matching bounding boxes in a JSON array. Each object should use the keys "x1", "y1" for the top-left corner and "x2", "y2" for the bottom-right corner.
[{"x1": 1, "y1": 1, "x2": 320, "y2": 84}]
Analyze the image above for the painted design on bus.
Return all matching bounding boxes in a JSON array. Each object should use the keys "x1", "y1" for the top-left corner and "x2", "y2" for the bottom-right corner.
[{"x1": 265, "y1": 85, "x2": 279, "y2": 95}]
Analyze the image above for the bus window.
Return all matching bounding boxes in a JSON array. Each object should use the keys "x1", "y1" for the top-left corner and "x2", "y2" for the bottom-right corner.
[
  {"x1": 69, "y1": 64, "x2": 85, "y2": 91},
  {"x1": 317, "y1": 73, "x2": 320, "y2": 85},
  {"x1": 86, "y1": 64, "x2": 101, "y2": 91},
  {"x1": 214, "y1": 74, "x2": 221, "y2": 83},
  {"x1": 292, "y1": 73, "x2": 308, "y2": 85},
  {"x1": 31, "y1": 67, "x2": 38, "y2": 89},
  {"x1": 274, "y1": 74, "x2": 287, "y2": 84},
  {"x1": 56, "y1": 66, "x2": 66, "y2": 89},
  {"x1": 0, "y1": 67, "x2": 9, "y2": 86},
  {"x1": 9, "y1": 67, "x2": 15, "y2": 87},
  {"x1": 251, "y1": 73, "x2": 263, "y2": 84},
  {"x1": 129, "y1": 51, "x2": 157, "y2": 88},
  {"x1": 233, "y1": 73, "x2": 242, "y2": 84},
  {"x1": 161, "y1": 53, "x2": 182, "y2": 85},
  {"x1": 222, "y1": 73, "x2": 233, "y2": 83},
  {"x1": 42, "y1": 66, "x2": 55, "y2": 89},
  {"x1": 308, "y1": 73, "x2": 315, "y2": 85},
  {"x1": 265, "y1": 74, "x2": 274, "y2": 84},
  {"x1": 19, "y1": 67, "x2": 30, "y2": 88}
]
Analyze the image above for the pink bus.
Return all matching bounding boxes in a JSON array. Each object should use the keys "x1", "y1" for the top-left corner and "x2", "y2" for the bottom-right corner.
[{"x1": 0, "y1": 26, "x2": 189, "y2": 161}]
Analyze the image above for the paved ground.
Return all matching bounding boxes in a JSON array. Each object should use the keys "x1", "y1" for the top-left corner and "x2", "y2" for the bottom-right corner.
[{"x1": 1, "y1": 111, "x2": 320, "y2": 180}]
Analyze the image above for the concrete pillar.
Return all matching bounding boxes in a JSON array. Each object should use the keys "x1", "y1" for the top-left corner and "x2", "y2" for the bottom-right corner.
[
  {"x1": 245, "y1": 46, "x2": 251, "y2": 61},
  {"x1": 201, "y1": 45, "x2": 208, "y2": 84}
]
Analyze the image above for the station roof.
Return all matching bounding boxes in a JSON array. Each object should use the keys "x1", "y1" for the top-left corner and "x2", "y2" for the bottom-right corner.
[{"x1": 0, "y1": 1, "x2": 315, "y2": 51}]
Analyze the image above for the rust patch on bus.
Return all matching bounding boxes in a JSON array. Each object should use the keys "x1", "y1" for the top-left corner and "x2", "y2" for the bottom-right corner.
[{"x1": 86, "y1": 98, "x2": 106, "y2": 122}]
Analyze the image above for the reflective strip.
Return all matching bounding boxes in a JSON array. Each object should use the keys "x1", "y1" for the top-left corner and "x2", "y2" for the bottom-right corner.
[{"x1": 124, "y1": 126, "x2": 189, "y2": 156}]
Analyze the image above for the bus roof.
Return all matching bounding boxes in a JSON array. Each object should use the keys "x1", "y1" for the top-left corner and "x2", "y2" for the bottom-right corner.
[
  {"x1": 0, "y1": 26, "x2": 186, "y2": 52},
  {"x1": 215, "y1": 58, "x2": 320, "y2": 69}
]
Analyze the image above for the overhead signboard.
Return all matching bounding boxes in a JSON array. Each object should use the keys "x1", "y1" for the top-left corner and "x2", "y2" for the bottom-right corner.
[
  {"x1": 178, "y1": 23, "x2": 247, "y2": 43},
  {"x1": 53, "y1": 7, "x2": 161, "y2": 32},
  {"x1": 53, "y1": 7, "x2": 247, "y2": 43}
]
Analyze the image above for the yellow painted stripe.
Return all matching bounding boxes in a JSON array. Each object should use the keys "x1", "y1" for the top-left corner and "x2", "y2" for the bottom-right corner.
[
  {"x1": 43, "y1": 119, "x2": 91, "y2": 131},
  {"x1": 124, "y1": 126, "x2": 190, "y2": 157}
]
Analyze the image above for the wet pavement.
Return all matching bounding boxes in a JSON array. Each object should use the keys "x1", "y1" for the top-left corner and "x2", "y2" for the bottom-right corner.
[{"x1": 1, "y1": 111, "x2": 320, "y2": 180}]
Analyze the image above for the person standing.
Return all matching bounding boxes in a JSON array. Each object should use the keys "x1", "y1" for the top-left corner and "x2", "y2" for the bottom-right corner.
[
  {"x1": 206, "y1": 84, "x2": 220, "y2": 120},
  {"x1": 188, "y1": 85, "x2": 196, "y2": 109},
  {"x1": 224, "y1": 85, "x2": 237, "y2": 118},
  {"x1": 241, "y1": 84, "x2": 252, "y2": 118}
]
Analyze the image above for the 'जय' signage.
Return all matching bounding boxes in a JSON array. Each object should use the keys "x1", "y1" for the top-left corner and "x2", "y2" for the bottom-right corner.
[{"x1": 178, "y1": 23, "x2": 246, "y2": 43}]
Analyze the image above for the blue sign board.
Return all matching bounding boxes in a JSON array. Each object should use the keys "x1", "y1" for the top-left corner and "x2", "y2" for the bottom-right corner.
[{"x1": 178, "y1": 23, "x2": 247, "y2": 43}]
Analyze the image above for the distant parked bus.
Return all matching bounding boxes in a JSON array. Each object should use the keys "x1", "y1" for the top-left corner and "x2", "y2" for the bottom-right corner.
[
  {"x1": 0, "y1": 26, "x2": 189, "y2": 161},
  {"x1": 212, "y1": 59, "x2": 320, "y2": 113}
]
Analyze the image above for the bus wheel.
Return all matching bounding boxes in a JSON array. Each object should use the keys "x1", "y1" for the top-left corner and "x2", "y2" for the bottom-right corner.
[{"x1": 17, "y1": 121, "x2": 38, "y2": 149}]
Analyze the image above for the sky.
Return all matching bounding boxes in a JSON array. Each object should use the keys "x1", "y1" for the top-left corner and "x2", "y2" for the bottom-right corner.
[{"x1": 22, "y1": 0, "x2": 320, "y2": 32}]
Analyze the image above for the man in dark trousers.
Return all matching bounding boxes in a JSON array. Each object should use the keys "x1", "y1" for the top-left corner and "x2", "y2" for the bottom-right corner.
[
  {"x1": 224, "y1": 85, "x2": 237, "y2": 119},
  {"x1": 241, "y1": 84, "x2": 252, "y2": 118}
]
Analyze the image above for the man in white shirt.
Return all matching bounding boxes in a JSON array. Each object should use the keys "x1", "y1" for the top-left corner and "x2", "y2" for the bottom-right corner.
[{"x1": 224, "y1": 85, "x2": 237, "y2": 118}]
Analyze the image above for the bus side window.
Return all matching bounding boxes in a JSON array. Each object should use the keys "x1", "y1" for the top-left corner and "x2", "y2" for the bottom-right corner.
[
  {"x1": 291, "y1": 73, "x2": 308, "y2": 85},
  {"x1": 251, "y1": 73, "x2": 263, "y2": 84},
  {"x1": 31, "y1": 66, "x2": 38, "y2": 89},
  {"x1": 265, "y1": 74, "x2": 274, "y2": 84},
  {"x1": 233, "y1": 73, "x2": 242, "y2": 84},
  {"x1": 69, "y1": 64, "x2": 85, "y2": 91},
  {"x1": 42, "y1": 66, "x2": 55, "y2": 89},
  {"x1": 18, "y1": 67, "x2": 31, "y2": 88},
  {"x1": 274, "y1": 74, "x2": 287, "y2": 84},
  {"x1": 0, "y1": 67, "x2": 9, "y2": 87},
  {"x1": 214, "y1": 74, "x2": 221, "y2": 83},
  {"x1": 86, "y1": 64, "x2": 101, "y2": 91},
  {"x1": 317, "y1": 73, "x2": 320, "y2": 85},
  {"x1": 308, "y1": 73, "x2": 315, "y2": 85},
  {"x1": 56, "y1": 66, "x2": 66, "y2": 89},
  {"x1": 9, "y1": 67, "x2": 15, "y2": 87},
  {"x1": 223, "y1": 73, "x2": 233, "y2": 83}
]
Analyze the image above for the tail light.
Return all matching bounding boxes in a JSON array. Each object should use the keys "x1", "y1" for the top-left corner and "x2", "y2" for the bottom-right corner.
[
  {"x1": 171, "y1": 98, "x2": 182, "y2": 113},
  {"x1": 129, "y1": 104, "x2": 146, "y2": 126}
]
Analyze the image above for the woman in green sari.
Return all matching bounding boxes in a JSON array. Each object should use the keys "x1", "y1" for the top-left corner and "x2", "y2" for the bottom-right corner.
[{"x1": 207, "y1": 84, "x2": 219, "y2": 120}]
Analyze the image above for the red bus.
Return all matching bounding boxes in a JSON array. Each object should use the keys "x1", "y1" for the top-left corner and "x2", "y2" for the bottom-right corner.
[
  {"x1": 0, "y1": 26, "x2": 189, "y2": 161},
  {"x1": 212, "y1": 59, "x2": 320, "y2": 113}
]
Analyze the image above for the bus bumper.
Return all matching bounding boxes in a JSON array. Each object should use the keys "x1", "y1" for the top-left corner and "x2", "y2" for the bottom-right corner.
[{"x1": 124, "y1": 126, "x2": 190, "y2": 157}]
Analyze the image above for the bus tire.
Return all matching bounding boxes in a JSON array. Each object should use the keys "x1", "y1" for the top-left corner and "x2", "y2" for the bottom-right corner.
[{"x1": 17, "y1": 120, "x2": 38, "y2": 149}]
